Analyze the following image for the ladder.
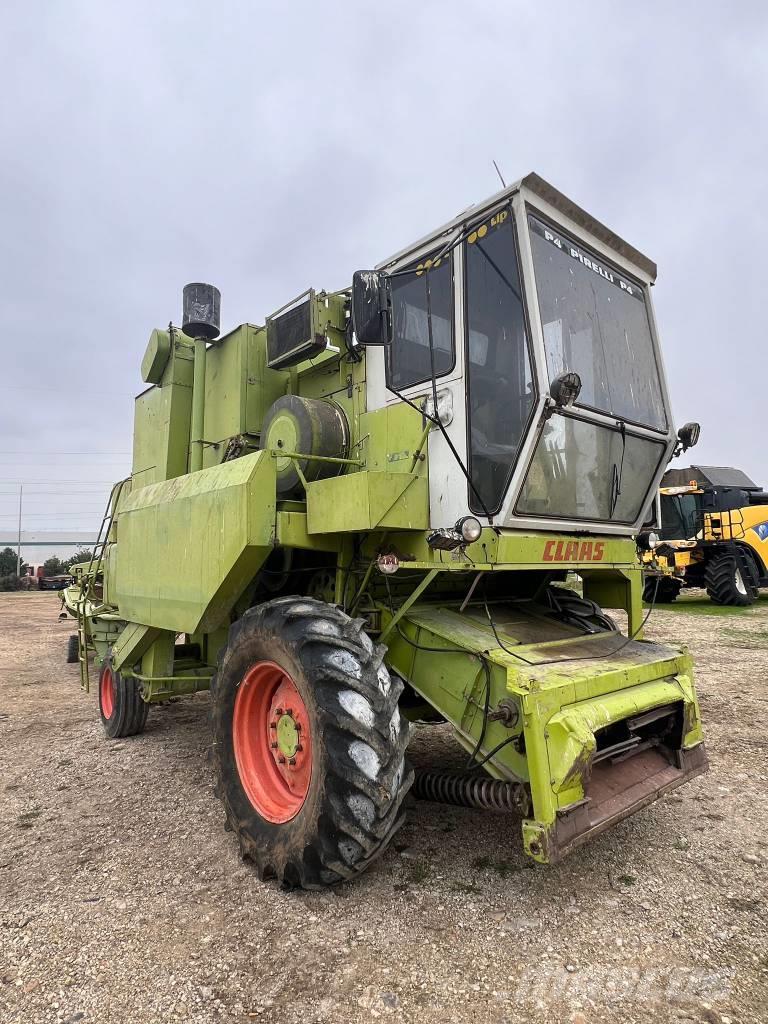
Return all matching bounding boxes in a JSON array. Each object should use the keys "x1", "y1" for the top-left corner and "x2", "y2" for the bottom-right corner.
[{"x1": 77, "y1": 478, "x2": 128, "y2": 693}]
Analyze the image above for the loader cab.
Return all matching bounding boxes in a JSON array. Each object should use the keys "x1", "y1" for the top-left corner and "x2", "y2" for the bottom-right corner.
[{"x1": 363, "y1": 173, "x2": 677, "y2": 535}]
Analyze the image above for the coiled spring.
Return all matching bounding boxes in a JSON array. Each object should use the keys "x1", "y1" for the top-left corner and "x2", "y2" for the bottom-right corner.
[{"x1": 413, "y1": 770, "x2": 528, "y2": 814}]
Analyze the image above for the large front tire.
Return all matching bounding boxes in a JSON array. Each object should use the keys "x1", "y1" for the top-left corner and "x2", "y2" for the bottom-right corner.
[
  {"x1": 210, "y1": 597, "x2": 413, "y2": 889},
  {"x1": 705, "y1": 553, "x2": 756, "y2": 606}
]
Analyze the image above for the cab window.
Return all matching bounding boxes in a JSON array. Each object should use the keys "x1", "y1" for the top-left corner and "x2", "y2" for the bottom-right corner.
[
  {"x1": 386, "y1": 253, "x2": 454, "y2": 391},
  {"x1": 465, "y1": 211, "x2": 535, "y2": 513}
]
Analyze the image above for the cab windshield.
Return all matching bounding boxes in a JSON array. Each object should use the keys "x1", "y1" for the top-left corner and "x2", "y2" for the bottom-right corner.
[
  {"x1": 660, "y1": 492, "x2": 699, "y2": 539},
  {"x1": 528, "y1": 214, "x2": 666, "y2": 431},
  {"x1": 516, "y1": 213, "x2": 669, "y2": 525}
]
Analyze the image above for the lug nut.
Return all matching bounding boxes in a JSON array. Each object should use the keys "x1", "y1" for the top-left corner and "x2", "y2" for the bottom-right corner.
[
  {"x1": 289, "y1": 757, "x2": 296, "y2": 766},
  {"x1": 271, "y1": 742, "x2": 278, "y2": 749},
  {"x1": 275, "y1": 707, "x2": 283, "y2": 715},
  {"x1": 278, "y1": 755, "x2": 286, "y2": 764},
  {"x1": 269, "y1": 721, "x2": 277, "y2": 730},
  {"x1": 296, "y1": 743, "x2": 303, "y2": 752}
]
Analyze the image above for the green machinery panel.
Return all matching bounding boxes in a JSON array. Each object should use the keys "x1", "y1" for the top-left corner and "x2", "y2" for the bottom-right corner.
[
  {"x1": 112, "y1": 451, "x2": 276, "y2": 634},
  {"x1": 305, "y1": 400, "x2": 431, "y2": 533},
  {"x1": 202, "y1": 324, "x2": 287, "y2": 465}
]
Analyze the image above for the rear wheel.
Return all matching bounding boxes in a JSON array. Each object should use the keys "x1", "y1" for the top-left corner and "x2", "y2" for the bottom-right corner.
[
  {"x1": 705, "y1": 552, "x2": 756, "y2": 606},
  {"x1": 98, "y1": 658, "x2": 149, "y2": 738},
  {"x1": 66, "y1": 634, "x2": 79, "y2": 663},
  {"x1": 210, "y1": 596, "x2": 412, "y2": 889},
  {"x1": 643, "y1": 575, "x2": 682, "y2": 603}
]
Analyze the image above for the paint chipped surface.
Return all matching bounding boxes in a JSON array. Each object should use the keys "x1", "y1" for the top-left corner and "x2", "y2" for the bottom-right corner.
[
  {"x1": 326, "y1": 648, "x2": 362, "y2": 680},
  {"x1": 339, "y1": 689, "x2": 375, "y2": 729},
  {"x1": 348, "y1": 740, "x2": 381, "y2": 780},
  {"x1": 376, "y1": 663, "x2": 391, "y2": 695},
  {"x1": 346, "y1": 792, "x2": 376, "y2": 829}
]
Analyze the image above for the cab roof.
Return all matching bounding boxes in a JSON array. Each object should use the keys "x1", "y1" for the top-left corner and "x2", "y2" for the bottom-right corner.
[
  {"x1": 378, "y1": 172, "x2": 657, "y2": 281},
  {"x1": 663, "y1": 466, "x2": 761, "y2": 490}
]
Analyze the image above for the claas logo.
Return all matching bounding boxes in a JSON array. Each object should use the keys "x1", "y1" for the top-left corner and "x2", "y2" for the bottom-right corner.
[{"x1": 542, "y1": 540, "x2": 606, "y2": 562}]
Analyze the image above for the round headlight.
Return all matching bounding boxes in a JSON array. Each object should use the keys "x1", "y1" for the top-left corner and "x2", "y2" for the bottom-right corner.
[
  {"x1": 638, "y1": 531, "x2": 660, "y2": 551},
  {"x1": 456, "y1": 516, "x2": 482, "y2": 544}
]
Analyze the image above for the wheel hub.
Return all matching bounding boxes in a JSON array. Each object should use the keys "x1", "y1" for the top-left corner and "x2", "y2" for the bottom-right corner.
[
  {"x1": 274, "y1": 711, "x2": 301, "y2": 758},
  {"x1": 232, "y1": 661, "x2": 312, "y2": 823},
  {"x1": 735, "y1": 568, "x2": 747, "y2": 596},
  {"x1": 100, "y1": 664, "x2": 116, "y2": 720}
]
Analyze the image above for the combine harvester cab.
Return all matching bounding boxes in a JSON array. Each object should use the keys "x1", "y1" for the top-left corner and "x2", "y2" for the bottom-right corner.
[{"x1": 71, "y1": 173, "x2": 707, "y2": 885}]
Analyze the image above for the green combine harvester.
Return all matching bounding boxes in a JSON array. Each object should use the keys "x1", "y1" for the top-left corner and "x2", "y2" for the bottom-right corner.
[{"x1": 65, "y1": 173, "x2": 707, "y2": 888}]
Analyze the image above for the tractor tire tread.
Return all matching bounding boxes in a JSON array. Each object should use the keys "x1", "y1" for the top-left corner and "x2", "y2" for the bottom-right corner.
[
  {"x1": 643, "y1": 575, "x2": 682, "y2": 603},
  {"x1": 66, "y1": 634, "x2": 79, "y2": 664},
  {"x1": 705, "y1": 552, "x2": 755, "y2": 607},
  {"x1": 99, "y1": 655, "x2": 150, "y2": 738},
  {"x1": 210, "y1": 596, "x2": 412, "y2": 890}
]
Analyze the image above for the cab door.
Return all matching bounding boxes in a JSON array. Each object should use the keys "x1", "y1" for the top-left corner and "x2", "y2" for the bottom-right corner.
[{"x1": 365, "y1": 244, "x2": 469, "y2": 529}]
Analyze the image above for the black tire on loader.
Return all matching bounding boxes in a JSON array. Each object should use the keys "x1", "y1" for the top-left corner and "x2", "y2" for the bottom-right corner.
[
  {"x1": 210, "y1": 596, "x2": 413, "y2": 889},
  {"x1": 643, "y1": 575, "x2": 682, "y2": 603},
  {"x1": 704, "y1": 552, "x2": 756, "y2": 607},
  {"x1": 98, "y1": 656, "x2": 150, "y2": 738},
  {"x1": 66, "y1": 634, "x2": 79, "y2": 663}
]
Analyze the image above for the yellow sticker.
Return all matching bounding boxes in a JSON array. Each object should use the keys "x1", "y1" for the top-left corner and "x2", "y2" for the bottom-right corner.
[{"x1": 468, "y1": 209, "x2": 508, "y2": 243}]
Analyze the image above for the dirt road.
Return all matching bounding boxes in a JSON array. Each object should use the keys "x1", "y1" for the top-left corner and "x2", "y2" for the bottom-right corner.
[{"x1": 1, "y1": 592, "x2": 766, "y2": 1023}]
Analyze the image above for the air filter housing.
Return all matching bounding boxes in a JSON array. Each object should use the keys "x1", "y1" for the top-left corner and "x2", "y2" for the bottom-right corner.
[{"x1": 182, "y1": 282, "x2": 221, "y2": 340}]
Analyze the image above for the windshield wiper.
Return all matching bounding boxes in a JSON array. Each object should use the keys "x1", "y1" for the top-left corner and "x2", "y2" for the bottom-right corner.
[{"x1": 609, "y1": 420, "x2": 627, "y2": 518}]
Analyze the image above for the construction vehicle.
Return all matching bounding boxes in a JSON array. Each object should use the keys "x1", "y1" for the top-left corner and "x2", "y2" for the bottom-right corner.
[
  {"x1": 65, "y1": 173, "x2": 707, "y2": 888},
  {"x1": 642, "y1": 465, "x2": 768, "y2": 605}
]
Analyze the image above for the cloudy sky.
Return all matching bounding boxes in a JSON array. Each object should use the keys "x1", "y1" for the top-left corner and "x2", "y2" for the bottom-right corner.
[{"x1": 1, "y1": 1, "x2": 766, "y2": 538}]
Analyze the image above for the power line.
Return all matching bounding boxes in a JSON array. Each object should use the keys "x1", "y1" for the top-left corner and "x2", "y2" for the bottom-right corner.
[
  {"x1": 0, "y1": 513, "x2": 104, "y2": 519},
  {"x1": 0, "y1": 506, "x2": 105, "y2": 511},
  {"x1": 0, "y1": 485, "x2": 114, "y2": 489},
  {"x1": 0, "y1": 450, "x2": 130, "y2": 455},
  {"x1": 0, "y1": 494, "x2": 106, "y2": 497},
  {"x1": 0, "y1": 504, "x2": 106, "y2": 510},
  {"x1": 0, "y1": 460, "x2": 128, "y2": 464},
  {"x1": 0, "y1": 494, "x2": 108, "y2": 499},
  {"x1": 0, "y1": 385, "x2": 136, "y2": 397},
  {"x1": 0, "y1": 480, "x2": 119, "y2": 484}
]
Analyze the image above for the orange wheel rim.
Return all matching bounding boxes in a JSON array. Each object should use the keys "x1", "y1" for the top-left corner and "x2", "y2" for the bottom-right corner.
[
  {"x1": 232, "y1": 661, "x2": 312, "y2": 823},
  {"x1": 100, "y1": 665, "x2": 116, "y2": 719}
]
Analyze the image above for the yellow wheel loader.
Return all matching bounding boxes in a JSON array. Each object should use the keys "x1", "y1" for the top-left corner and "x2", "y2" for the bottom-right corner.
[{"x1": 642, "y1": 466, "x2": 768, "y2": 605}]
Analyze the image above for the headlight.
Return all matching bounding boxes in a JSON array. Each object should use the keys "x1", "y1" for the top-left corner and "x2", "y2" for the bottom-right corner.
[
  {"x1": 456, "y1": 516, "x2": 482, "y2": 544},
  {"x1": 637, "y1": 531, "x2": 660, "y2": 551}
]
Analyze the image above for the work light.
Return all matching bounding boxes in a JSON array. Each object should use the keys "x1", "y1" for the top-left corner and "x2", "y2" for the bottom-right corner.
[{"x1": 456, "y1": 516, "x2": 482, "y2": 543}]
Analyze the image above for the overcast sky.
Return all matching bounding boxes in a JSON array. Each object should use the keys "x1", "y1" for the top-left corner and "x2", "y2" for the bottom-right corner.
[{"x1": 1, "y1": 1, "x2": 766, "y2": 537}]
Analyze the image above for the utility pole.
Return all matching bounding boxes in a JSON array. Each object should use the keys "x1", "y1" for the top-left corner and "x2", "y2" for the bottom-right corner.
[{"x1": 16, "y1": 484, "x2": 22, "y2": 578}]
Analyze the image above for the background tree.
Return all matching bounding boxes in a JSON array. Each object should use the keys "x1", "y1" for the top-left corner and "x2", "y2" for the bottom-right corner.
[
  {"x1": 42, "y1": 556, "x2": 68, "y2": 577},
  {"x1": 0, "y1": 547, "x2": 26, "y2": 577},
  {"x1": 66, "y1": 548, "x2": 95, "y2": 569}
]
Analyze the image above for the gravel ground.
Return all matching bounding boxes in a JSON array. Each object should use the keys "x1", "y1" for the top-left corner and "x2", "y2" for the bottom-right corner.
[{"x1": 1, "y1": 590, "x2": 767, "y2": 1024}]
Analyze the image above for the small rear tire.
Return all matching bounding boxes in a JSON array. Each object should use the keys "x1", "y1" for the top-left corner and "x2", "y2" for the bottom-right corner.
[
  {"x1": 643, "y1": 575, "x2": 682, "y2": 603},
  {"x1": 98, "y1": 657, "x2": 149, "y2": 738},
  {"x1": 210, "y1": 596, "x2": 413, "y2": 889},
  {"x1": 705, "y1": 553, "x2": 756, "y2": 606},
  {"x1": 66, "y1": 634, "x2": 79, "y2": 664}
]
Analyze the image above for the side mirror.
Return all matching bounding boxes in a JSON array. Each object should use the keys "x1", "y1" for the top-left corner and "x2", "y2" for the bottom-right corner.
[
  {"x1": 351, "y1": 270, "x2": 391, "y2": 346},
  {"x1": 549, "y1": 371, "x2": 582, "y2": 408},
  {"x1": 677, "y1": 422, "x2": 700, "y2": 452}
]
